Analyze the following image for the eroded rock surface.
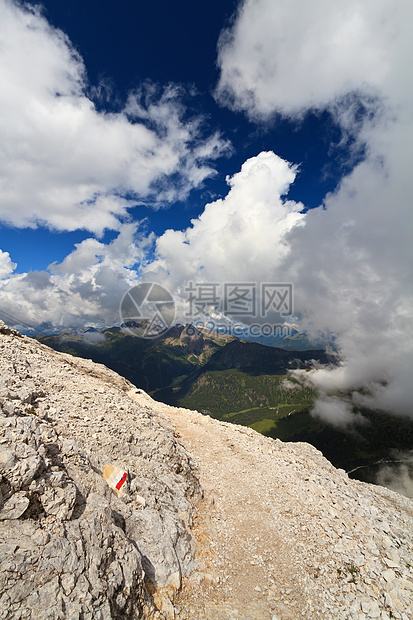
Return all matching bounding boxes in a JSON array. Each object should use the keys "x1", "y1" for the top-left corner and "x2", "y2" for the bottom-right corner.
[
  {"x1": 0, "y1": 321, "x2": 200, "y2": 619},
  {"x1": 152, "y1": 404, "x2": 413, "y2": 619},
  {"x1": 0, "y1": 320, "x2": 412, "y2": 620}
]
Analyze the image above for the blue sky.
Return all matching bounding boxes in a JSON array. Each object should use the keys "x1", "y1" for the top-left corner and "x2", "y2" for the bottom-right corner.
[
  {"x1": 0, "y1": 0, "x2": 412, "y2": 424},
  {"x1": 0, "y1": 0, "x2": 354, "y2": 273}
]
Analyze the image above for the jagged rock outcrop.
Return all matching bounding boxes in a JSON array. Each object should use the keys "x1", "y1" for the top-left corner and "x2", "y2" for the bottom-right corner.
[
  {"x1": 0, "y1": 321, "x2": 200, "y2": 619},
  {"x1": 0, "y1": 319, "x2": 412, "y2": 620},
  {"x1": 178, "y1": 325, "x2": 205, "y2": 355}
]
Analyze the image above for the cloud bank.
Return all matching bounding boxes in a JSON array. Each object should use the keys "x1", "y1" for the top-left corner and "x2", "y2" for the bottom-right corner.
[
  {"x1": 0, "y1": 250, "x2": 16, "y2": 279},
  {"x1": 213, "y1": 0, "x2": 413, "y2": 423},
  {"x1": 147, "y1": 151, "x2": 304, "y2": 286},
  {"x1": 216, "y1": 0, "x2": 410, "y2": 120},
  {"x1": 0, "y1": 151, "x2": 304, "y2": 330},
  {"x1": 0, "y1": 0, "x2": 229, "y2": 234},
  {"x1": 0, "y1": 224, "x2": 152, "y2": 328}
]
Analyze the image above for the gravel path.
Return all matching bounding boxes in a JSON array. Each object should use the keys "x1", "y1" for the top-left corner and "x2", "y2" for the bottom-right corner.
[
  {"x1": 1, "y1": 321, "x2": 412, "y2": 620},
  {"x1": 138, "y1": 393, "x2": 413, "y2": 620}
]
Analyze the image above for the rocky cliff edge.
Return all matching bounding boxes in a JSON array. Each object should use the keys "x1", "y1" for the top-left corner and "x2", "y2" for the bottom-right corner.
[{"x1": 0, "y1": 321, "x2": 412, "y2": 620}]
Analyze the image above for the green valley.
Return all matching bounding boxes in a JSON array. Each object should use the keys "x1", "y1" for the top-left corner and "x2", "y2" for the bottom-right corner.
[{"x1": 37, "y1": 324, "x2": 413, "y2": 488}]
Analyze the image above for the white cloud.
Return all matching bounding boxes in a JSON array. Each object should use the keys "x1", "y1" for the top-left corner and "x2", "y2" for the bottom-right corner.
[
  {"x1": 0, "y1": 150, "x2": 304, "y2": 330},
  {"x1": 311, "y1": 395, "x2": 362, "y2": 428},
  {"x1": 0, "y1": 0, "x2": 229, "y2": 234},
  {"x1": 214, "y1": 0, "x2": 413, "y2": 422},
  {"x1": 216, "y1": 0, "x2": 411, "y2": 119},
  {"x1": 0, "y1": 250, "x2": 16, "y2": 279},
  {"x1": 148, "y1": 151, "x2": 304, "y2": 286},
  {"x1": 0, "y1": 223, "x2": 152, "y2": 327}
]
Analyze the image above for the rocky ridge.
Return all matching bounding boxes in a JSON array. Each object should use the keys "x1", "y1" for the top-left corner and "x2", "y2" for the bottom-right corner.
[
  {"x1": 0, "y1": 320, "x2": 412, "y2": 619},
  {"x1": 0, "y1": 321, "x2": 200, "y2": 619}
]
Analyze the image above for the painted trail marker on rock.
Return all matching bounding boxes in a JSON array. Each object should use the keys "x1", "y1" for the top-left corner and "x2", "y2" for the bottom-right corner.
[{"x1": 102, "y1": 464, "x2": 127, "y2": 495}]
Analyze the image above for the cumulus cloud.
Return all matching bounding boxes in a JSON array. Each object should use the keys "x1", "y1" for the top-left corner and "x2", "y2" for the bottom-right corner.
[
  {"x1": 0, "y1": 0, "x2": 229, "y2": 234},
  {"x1": 147, "y1": 151, "x2": 304, "y2": 286},
  {"x1": 0, "y1": 223, "x2": 152, "y2": 328},
  {"x1": 216, "y1": 0, "x2": 410, "y2": 120},
  {"x1": 0, "y1": 250, "x2": 16, "y2": 279},
  {"x1": 0, "y1": 147, "x2": 305, "y2": 329},
  {"x1": 213, "y1": 0, "x2": 413, "y2": 422}
]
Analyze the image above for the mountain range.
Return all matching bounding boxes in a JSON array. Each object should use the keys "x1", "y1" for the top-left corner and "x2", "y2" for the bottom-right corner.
[
  {"x1": 3, "y1": 318, "x2": 412, "y2": 618},
  {"x1": 37, "y1": 323, "x2": 413, "y2": 491}
]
